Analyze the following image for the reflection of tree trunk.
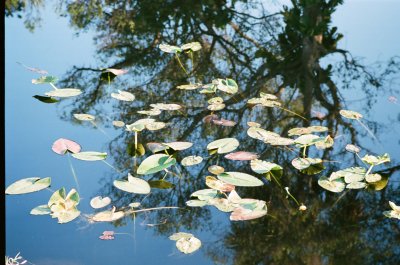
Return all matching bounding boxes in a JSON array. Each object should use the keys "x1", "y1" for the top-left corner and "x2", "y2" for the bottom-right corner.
[{"x1": 305, "y1": 255, "x2": 323, "y2": 265}]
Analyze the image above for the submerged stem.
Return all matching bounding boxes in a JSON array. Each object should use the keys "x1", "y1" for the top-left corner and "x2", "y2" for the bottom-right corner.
[
  {"x1": 102, "y1": 160, "x2": 122, "y2": 173},
  {"x1": 67, "y1": 152, "x2": 80, "y2": 192},
  {"x1": 175, "y1": 54, "x2": 189, "y2": 76},
  {"x1": 49, "y1": 82, "x2": 58, "y2": 90},
  {"x1": 278, "y1": 106, "x2": 308, "y2": 121}
]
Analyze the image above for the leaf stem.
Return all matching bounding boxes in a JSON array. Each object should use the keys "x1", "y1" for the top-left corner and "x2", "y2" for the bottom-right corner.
[{"x1": 175, "y1": 54, "x2": 189, "y2": 76}]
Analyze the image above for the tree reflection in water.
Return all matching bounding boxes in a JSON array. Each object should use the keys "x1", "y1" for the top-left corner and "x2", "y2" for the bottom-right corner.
[{"x1": 8, "y1": 0, "x2": 400, "y2": 264}]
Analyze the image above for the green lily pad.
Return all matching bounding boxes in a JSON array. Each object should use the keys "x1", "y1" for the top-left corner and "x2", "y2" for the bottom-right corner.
[
  {"x1": 207, "y1": 138, "x2": 240, "y2": 154},
  {"x1": 149, "y1": 180, "x2": 174, "y2": 189},
  {"x1": 137, "y1": 154, "x2": 176, "y2": 175},
  {"x1": 71, "y1": 151, "x2": 107, "y2": 161},
  {"x1": 250, "y1": 159, "x2": 283, "y2": 181},
  {"x1": 217, "y1": 172, "x2": 263, "y2": 187},
  {"x1": 6, "y1": 177, "x2": 51, "y2": 195},
  {"x1": 33, "y1": 95, "x2": 59, "y2": 103},
  {"x1": 113, "y1": 174, "x2": 151, "y2": 194},
  {"x1": 318, "y1": 177, "x2": 346, "y2": 193}
]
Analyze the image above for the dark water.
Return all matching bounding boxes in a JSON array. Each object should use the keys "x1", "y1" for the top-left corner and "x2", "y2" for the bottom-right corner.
[{"x1": 5, "y1": 1, "x2": 400, "y2": 265}]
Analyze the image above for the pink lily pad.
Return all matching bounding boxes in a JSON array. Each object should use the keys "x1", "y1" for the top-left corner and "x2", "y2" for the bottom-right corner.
[
  {"x1": 212, "y1": 118, "x2": 237, "y2": 127},
  {"x1": 224, "y1": 151, "x2": 259, "y2": 161},
  {"x1": 105, "y1": 68, "x2": 128, "y2": 76},
  {"x1": 52, "y1": 138, "x2": 81, "y2": 155}
]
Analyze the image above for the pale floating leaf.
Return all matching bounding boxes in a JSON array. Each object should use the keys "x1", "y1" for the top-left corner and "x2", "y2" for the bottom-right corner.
[
  {"x1": 111, "y1": 90, "x2": 135, "y2": 101},
  {"x1": 175, "y1": 236, "x2": 201, "y2": 254},
  {"x1": 73, "y1": 113, "x2": 95, "y2": 121},
  {"x1": 6, "y1": 177, "x2": 51, "y2": 195},
  {"x1": 207, "y1": 138, "x2": 239, "y2": 154},
  {"x1": 104, "y1": 68, "x2": 128, "y2": 76},
  {"x1": 169, "y1": 232, "x2": 194, "y2": 241},
  {"x1": 294, "y1": 134, "x2": 322, "y2": 146},
  {"x1": 291, "y1": 158, "x2": 322, "y2": 170},
  {"x1": 112, "y1": 120, "x2": 125, "y2": 127},
  {"x1": 181, "y1": 156, "x2": 203, "y2": 166},
  {"x1": 205, "y1": 176, "x2": 235, "y2": 192},
  {"x1": 260, "y1": 92, "x2": 278, "y2": 100},
  {"x1": 30, "y1": 205, "x2": 51, "y2": 215},
  {"x1": 137, "y1": 108, "x2": 162, "y2": 116},
  {"x1": 186, "y1": 200, "x2": 207, "y2": 207},
  {"x1": 288, "y1": 127, "x2": 311, "y2": 136},
  {"x1": 217, "y1": 172, "x2": 263, "y2": 187},
  {"x1": 208, "y1": 97, "x2": 224, "y2": 104},
  {"x1": 230, "y1": 203, "x2": 268, "y2": 221},
  {"x1": 208, "y1": 198, "x2": 236, "y2": 212},
  {"x1": 159, "y1": 44, "x2": 182, "y2": 53},
  {"x1": 45, "y1": 88, "x2": 82, "y2": 98},
  {"x1": 318, "y1": 177, "x2": 345, "y2": 193},
  {"x1": 52, "y1": 138, "x2": 81, "y2": 155},
  {"x1": 126, "y1": 119, "x2": 156, "y2": 132},
  {"x1": 247, "y1": 127, "x2": 280, "y2": 142},
  {"x1": 389, "y1": 201, "x2": 400, "y2": 212},
  {"x1": 346, "y1": 181, "x2": 366, "y2": 189},
  {"x1": 224, "y1": 151, "x2": 258, "y2": 161},
  {"x1": 163, "y1": 141, "x2": 193, "y2": 151},
  {"x1": 129, "y1": 202, "x2": 141, "y2": 208},
  {"x1": 145, "y1": 122, "x2": 166, "y2": 131},
  {"x1": 177, "y1": 83, "x2": 202, "y2": 90},
  {"x1": 208, "y1": 103, "x2": 225, "y2": 111},
  {"x1": 137, "y1": 154, "x2": 176, "y2": 175},
  {"x1": 362, "y1": 153, "x2": 390, "y2": 166},
  {"x1": 340, "y1": 109, "x2": 363, "y2": 120},
  {"x1": 113, "y1": 174, "x2": 151, "y2": 194},
  {"x1": 147, "y1": 142, "x2": 168, "y2": 153},
  {"x1": 247, "y1": 121, "x2": 261, "y2": 127},
  {"x1": 366, "y1": 173, "x2": 382, "y2": 183},
  {"x1": 315, "y1": 135, "x2": 334, "y2": 150},
  {"x1": 190, "y1": 189, "x2": 218, "y2": 201},
  {"x1": 71, "y1": 151, "x2": 107, "y2": 161},
  {"x1": 345, "y1": 144, "x2": 361, "y2": 153},
  {"x1": 212, "y1": 118, "x2": 237, "y2": 127},
  {"x1": 92, "y1": 206, "x2": 125, "y2": 222},
  {"x1": 215, "y1": 78, "x2": 238, "y2": 94},
  {"x1": 208, "y1": 165, "x2": 225, "y2": 175},
  {"x1": 150, "y1": 103, "x2": 182, "y2": 111},
  {"x1": 90, "y1": 196, "x2": 112, "y2": 209},
  {"x1": 265, "y1": 137, "x2": 294, "y2": 146},
  {"x1": 181, "y1": 42, "x2": 202, "y2": 51},
  {"x1": 250, "y1": 159, "x2": 283, "y2": 180}
]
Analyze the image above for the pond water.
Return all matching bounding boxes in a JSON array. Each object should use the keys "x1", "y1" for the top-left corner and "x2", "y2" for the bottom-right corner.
[{"x1": 5, "y1": 1, "x2": 400, "y2": 265}]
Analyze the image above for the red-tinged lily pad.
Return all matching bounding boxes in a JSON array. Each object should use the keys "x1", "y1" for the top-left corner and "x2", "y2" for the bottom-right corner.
[
  {"x1": 224, "y1": 151, "x2": 258, "y2": 161},
  {"x1": 230, "y1": 205, "x2": 268, "y2": 221},
  {"x1": 52, "y1": 138, "x2": 81, "y2": 155},
  {"x1": 212, "y1": 118, "x2": 237, "y2": 127}
]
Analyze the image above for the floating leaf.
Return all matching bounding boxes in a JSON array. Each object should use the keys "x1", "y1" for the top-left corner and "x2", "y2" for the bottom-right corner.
[
  {"x1": 45, "y1": 88, "x2": 82, "y2": 98},
  {"x1": 150, "y1": 103, "x2": 182, "y2": 111},
  {"x1": 291, "y1": 158, "x2": 325, "y2": 175},
  {"x1": 186, "y1": 200, "x2": 208, "y2": 207},
  {"x1": 315, "y1": 135, "x2": 334, "y2": 150},
  {"x1": 203, "y1": 114, "x2": 219, "y2": 123},
  {"x1": 104, "y1": 68, "x2": 128, "y2": 76},
  {"x1": 346, "y1": 182, "x2": 366, "y2": 189},
  {"x1": 206, "y1": 176, "x2": 235, "y2": 192},
  {"x1": 208, "y1": 97, "x2": 224, "y2": 104},
  {"x1": 384, "y1": 201, "x2": 400, "y2": 219},
  {"x1": 113, "y1": 174, "x2": 151, "y2": 194},
  {"x1": 318, "y1": 177, "x2": 345, "y2": 193},
  {"x1": 33, "y1": 95, "x2": 59, "y2": 103},
  {"x1": 230, "y1": 202, "x2": 268, "y2": 221},
  {"x1": 90, "y1": 196, "x2": 111, "y2": 209},
  {"x1": 148, "y1": 180, "x2": 174, "y2": 189},
  {"x1": 217, "y1": 172, "x2": 263, "y2": 187},
  {"x1": 212, "y1": 118, "x2": 237, "y2": 127},
  {"x1": 250, "y1": 159, "x2": 283, "y2": 180},
  {"x1": 30, "y1": 205, "x2": 51, "y2": 215},
  {"x1": 48, "y1": 188, "x2": 80, "y2": 224},
  {"x1": 224, "y1": 151, "x2": 258, "y2": 161},
  {"x1": 112, "y1": 120, "x2": 125, "y2": 127},
  {"x1": 247, "y1": 121, "x2": 261, "y2": 127},
  {"x1": 207, "y1": 138, "x2": 239, "y2": 154},
  {"x1": 32, "y1": 76, "x2": 58, "y2": 84},
  {"x1": 181, "y1": 156, "x2": 203, "y2": 166},
  {"x1": 73, "y1": 113, "x2": 95, "y2": 121},
  {"x1": 214, "y1": 78, "x2": 238, "y2": 94},
  {"x1": 129, "y1": 202, "x2": 141, "y2": 208},
  {"x1": 169, "y1": 232, "x2": 194, "y2": 241},
  {"x1": 208, "y1": 165, "x2": 225, "y2": 175},
  {"x1": 177, "y1": 83, "x2": 202, "y2": 90},
  {"x1": 181, "y1": 42, "x2": 202, "y2": 51},
  {"x1": 92, "y1": 206, "x2": 125, "y2": 222},
  {"x1": 366, "y1": 173, "x2": 382, "y2": 183},
  {"x1": 137, "y1": 154, "x2": 176, "y2": 175},
  {"x1": 330, "y1": 167, "x2": 366, "y2": 183},
  {"x1": 190, "y1": 189, "x2": 218, "y2": 201},
  {"x1": 208, "y1": 198, "x2": 236, "y2": 212},
  {"x1": 362, "y1": 153, "x2": 390, "y2": 166},
  {"x1": 163, "y1": 142, "x2": 193, "y2": 151},
  {"x1": 6, "y1": 177, "x2": 51, "y2": 195},
  {"x1": 294, "y1": 134, "x2": 322, "y2": 146},
  {"x1": 345, "y1": 144, "x2": 361, "y2": 153},
  {"x1": 111, "y1": 90, "x2": 135, "y2": 101},
  {"x1": 137, "y1": 108, "x2": 162, "y2": 116},
  {"x1": 247, "y1": 127, "x2": 280, "y2": 142},
  {"x1": 159, "y1": 44, "x2": 182, "y2": 53},
  {"x1": 266, "y1": 137, "x2": 294, "y2": 146},
  {"x1": 72, "y1": 151, "x2": 107, "y2": 161},
  {"x1": 126, "y1": 119, "x2": 156, "y2": 132},
  {"x1": 340, "y1": 109, "x2": 363, "y2": 120},
  {"x1": 145, "y1": 122, "x2": 166, "y2": 131},
  {"x1": 367, "y1": 175, "x2": 389, "y2": 191},
  {"x1": 208, "y1": 103, "x2": 225, "y2": 111},
  {"x1": 175, "y1": 236, "x2": 202, "y2": 254},
  {"x1": 147, "y1": 142, "x2": 168, "y2": 153},
  {"x1": 52, "y1": 138, "x2": 81, "y2": 155}
]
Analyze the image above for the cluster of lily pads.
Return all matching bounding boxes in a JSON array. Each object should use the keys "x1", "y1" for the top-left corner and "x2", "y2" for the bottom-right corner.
[{"x1": 7, "y1": 42, "x2": 398, "y2": 258}]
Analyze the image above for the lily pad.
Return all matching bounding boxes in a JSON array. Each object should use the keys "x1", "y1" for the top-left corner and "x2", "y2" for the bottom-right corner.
[
  {"x1": 32, "y1": 76, "x2": 58, "y2": 84},
  {"x1": 169, "y1": 232, "x2": 194, "y2": 241},
  {"x1": 163, "y1": 142, "x2": 193, "y2": 151},
  {"x1": 111, "y1": 90, "x2": 135, "y2": 101},
  {"x1": 346, "y1": 182, "x2": 366, "y2": 189},
  {"x1": 112, "y1": 120, "x2": 125, "y2": 127},
  {"x1": 6, "y1": 177, "x2": 51, "y2": 195},
  {"x1": 250, "y1": 159, "x2": 283, "y2": 180},
  {"x1": 177, "y1": 84, "x2": 202, "y2": 90},
  {"x1": 207, "y1": 138, "x2": 240, "y2": 154},
  {"x1": 159, "y1": 44, "x2": 182, "y2": 53},
  {"x1": 90, "y1": 196, "x2": 112, "y2": 209},
  {"x1": 126, "y1": 119, "x2": 156, "y2": 132},
  {"x1": 217, "y1": 172, "x2": 263, "y2": 187},
  {"x1": 362, "y1": 153, "x2": 390, "y2": 166},
  {"x1": 186, "y1": 200, "x2": 208, "y2": 207},
  {"x1": 205, "y1": 176, "x2": 235, "y2": 192},
  {"x1": 318, "y1": 177, "x2": 345, "y2": 193},
  {"x1": 149, "y1": 180, "x2": 174, "y2": 189},
  {"x1": 145, "y1": 122, "x2": 166, "y2": 131},
  {"x1": 33, "y1": 95, "x2": 59, "y2": 103},
  {"x1": 73, "y1": 113, "x2": 95, "y2": 121},
  {"x1": 45, "y1": 88, "x2": 82, "y2": 98},
  {"x1": 92, "y1": 206, "x2": 125, "y2": 222},
  {"x1": 137, "y1": 154, "x2": 176, "y2": 175},
  {"x1": 190, "y1": 189, "x2": 218, "y2": 201},
  {"x1": 175, "y1": 236, "x2": 202, "y2": 254},
  {"x1": 208, "y1": 165, "x2": 225, "y2": 175},
  {"x1": 340, "y1": 109, "x2": 363, "y2": 120},
  {"x1": 181, "y1": 42, "x2": 202, "y2": 51},
  {"x1": 113, "y1": 174, "x2": 151, "y2": 194},
  {"x1": 150, "y1": 103, "x2": 182, "y2": 110},
  {"x1": 72, "y1": 151, "x2": 107, "y2": 161},
  {"x1": 52, "y1": 138, "x2": 81, "y2": 155},
  {"x1": 224, "y1": 151, "x2": 258, "y2": 161},
  {"x1": 30, "y1": 205, "x2": 51, "y2": 215},
  {"x1": 181, "y1": 156, "x2": 203, "y2": 166},
  {"x1": 345, "y1": 144, "x2": 361, "y2": 153}
]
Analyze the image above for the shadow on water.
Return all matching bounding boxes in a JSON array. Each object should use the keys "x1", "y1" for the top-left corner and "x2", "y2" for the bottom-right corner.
[{"x1": 7, "y1": 0, "x2": 400, "y2": 264}]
